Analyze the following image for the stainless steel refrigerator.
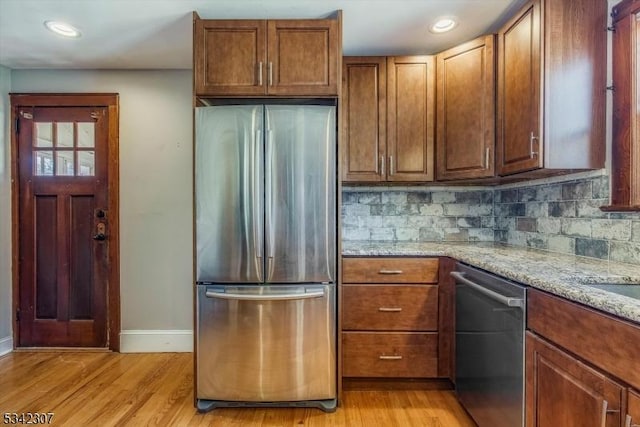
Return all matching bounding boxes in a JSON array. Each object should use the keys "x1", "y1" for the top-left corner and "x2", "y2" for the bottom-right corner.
[{"x1": 194, "y1": 103, "x2": 337, "y2": 413}]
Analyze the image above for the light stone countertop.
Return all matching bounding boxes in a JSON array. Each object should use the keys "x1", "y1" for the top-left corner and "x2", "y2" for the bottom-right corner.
[{"x1": 342, "y1": 241, "x2": 640, "y2": 324}]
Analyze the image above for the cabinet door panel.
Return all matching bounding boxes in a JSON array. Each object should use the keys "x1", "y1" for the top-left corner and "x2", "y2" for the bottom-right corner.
[
  {"x1": 497, "y1": 0, "x2": 542, "y2": 175},
  {"x1": 387, "y1": 56, "x2": 435, "y2": 182},
  {"x1": 194, "y1": 20, "x2": 267, "y2": 96},
  {"x1": 342, "y1": 57, "x2": 386, "y2": 182},
  {"x1": 267, "y1": 20, "x2": 339, "y2": 95},
  {"x1": 526, "y1": 332, "x2": 624, "y2": 427},
  {"x1": 436, "y1": 35, "x2": 495, "y2": 180},
  {"x1": 629, "y1": 389, "x2": 640, "y2": 427}
]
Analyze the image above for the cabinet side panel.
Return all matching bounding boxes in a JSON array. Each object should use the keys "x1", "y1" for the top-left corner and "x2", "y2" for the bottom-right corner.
[{"x1": 544, "y1": 0, "x2": 607, "y2": 169}]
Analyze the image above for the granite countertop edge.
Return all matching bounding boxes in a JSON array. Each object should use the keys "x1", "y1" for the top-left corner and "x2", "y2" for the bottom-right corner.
[{"x1": 342, "y1": 241, "x2": 640, "y2": 324}]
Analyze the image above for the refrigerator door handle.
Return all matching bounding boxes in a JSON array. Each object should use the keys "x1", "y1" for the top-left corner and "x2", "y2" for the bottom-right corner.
[
  {"x1": 265, "y1": 127, "x2": 275, "y2": 277},
  {"x1": 254, "y1": 128, "x2": 263, "y2": 281},
  {"x1": 205, "y1": 289, "x2": 326, "y2": 301}
]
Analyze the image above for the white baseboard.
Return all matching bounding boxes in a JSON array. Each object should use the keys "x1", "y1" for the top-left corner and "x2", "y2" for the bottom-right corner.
[
  {"x1": 119, "y1": 330, "x2": 193, "y2": 353},
  {"x1": 0, "y1": 336, "x2": 13, "y2": 356}
]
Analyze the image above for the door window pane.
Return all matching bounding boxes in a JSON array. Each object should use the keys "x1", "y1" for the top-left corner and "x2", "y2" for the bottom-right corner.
[
  {"x1": 77, "y1": 122, "x2": 95, "y2": 148},
  {"x1": 56, "y1": 122, "x2": 74, "y2": 147},
  {"x1": 77, "y1": 151, "x2": 95, "y2": 176},
  {"x1": 35, "y1": 123, "x2": 53, "y2": 147},
  {"x1": 56, "y1": 151, "x2": 74, "y2": 176},
  {"x1": 34, "y1": 151, "x2": 54, "y2": 176}
]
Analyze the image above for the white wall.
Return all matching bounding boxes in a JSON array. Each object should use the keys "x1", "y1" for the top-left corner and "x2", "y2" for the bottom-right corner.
[
  {"x1": 0, "y1": 65, "x2": 13, "y2": 355},
  {"x1": 11, "y1": 70, "x2": 193, "y2": 352}
]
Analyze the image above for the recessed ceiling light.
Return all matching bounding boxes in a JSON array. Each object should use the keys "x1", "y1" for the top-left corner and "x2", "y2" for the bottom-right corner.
[
  {"x1": 44, "y1": 20, "x2": 81, "y2": 38},
  {"x1": 430, "y1": 17, "x2": 458, "y2": 33}
]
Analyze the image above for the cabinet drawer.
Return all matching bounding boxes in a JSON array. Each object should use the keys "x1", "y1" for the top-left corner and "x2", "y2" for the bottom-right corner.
[
  {"x1": 342, "y1": 285, "x2": 438, "y2": 331},
  {"x1": 342, "y1": 332, "x2": 438, "y2": 378},
  {"x1": 342, "y1": 257, "x2": 439, "y2": 283}
]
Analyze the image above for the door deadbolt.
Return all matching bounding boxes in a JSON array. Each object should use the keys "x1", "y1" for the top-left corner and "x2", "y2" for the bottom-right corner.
[{"x1": 93, "y1": 223, "x2": 106, "y2": 241}]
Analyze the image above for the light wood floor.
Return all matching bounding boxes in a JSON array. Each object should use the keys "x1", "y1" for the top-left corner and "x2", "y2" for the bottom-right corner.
[{"x1": 0, "y1": 352, "x2": 475, "y2": 426}]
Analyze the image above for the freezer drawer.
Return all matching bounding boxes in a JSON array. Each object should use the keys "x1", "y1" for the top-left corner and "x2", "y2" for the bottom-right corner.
[{"x1": 196, "y1": 284, "x2": 336, "y2": 402}]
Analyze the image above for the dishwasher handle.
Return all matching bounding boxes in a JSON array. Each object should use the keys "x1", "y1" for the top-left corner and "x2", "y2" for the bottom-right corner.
[
  {"x1": 205, "y1": 289, "x2": 325, "y2": 301},
  {"x1": 451, "y1": 271, "x2": 524, "y2": 308}
]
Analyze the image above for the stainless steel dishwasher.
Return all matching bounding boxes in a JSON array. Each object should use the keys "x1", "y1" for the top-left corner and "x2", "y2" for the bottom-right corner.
[{"x1": 452, "y1": 262, "x2": 526, "y2": 427}]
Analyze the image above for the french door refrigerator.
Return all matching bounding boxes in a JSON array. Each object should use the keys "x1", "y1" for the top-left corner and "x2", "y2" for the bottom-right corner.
[{"x1": 194, "y1": 103, "x2": 337, "y2": 413}]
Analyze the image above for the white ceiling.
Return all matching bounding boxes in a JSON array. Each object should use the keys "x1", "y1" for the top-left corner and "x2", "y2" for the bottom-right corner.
[{"x1": 0, "y1": 0, "x2": 527, "y2": 70}]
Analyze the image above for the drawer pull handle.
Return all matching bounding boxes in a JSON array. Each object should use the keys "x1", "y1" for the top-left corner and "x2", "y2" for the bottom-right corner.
[
  {"x1": 378, "y1": 269, "x2": 403, "y2": 275},
  {"x1": 379, "y1": 355, "x2": 403, "y2": 360},
  {"x1": 378, "y1": 307, "x2": 402, "y2": 312},
  {"x1": 626, "y1": 414, "x2": 639, "y2": 427}
]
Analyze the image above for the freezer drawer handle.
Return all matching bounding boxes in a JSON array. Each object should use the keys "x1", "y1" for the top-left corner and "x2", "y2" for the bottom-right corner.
[
  {"x1": 451, "y1": 271, "x2": 524, "y2": 308},
  {"x1": 378, "y1": 269, "x2": 403, "y2": 275},
  {"x1": 378, "y1": 307, "x2": 402, "y2": 312},
  {"x1": 379, "y1": 355, "x2": 403, "y2": 360},
  {"x1": 205, "y1": 289, "x2": 325, "y2": 301}
]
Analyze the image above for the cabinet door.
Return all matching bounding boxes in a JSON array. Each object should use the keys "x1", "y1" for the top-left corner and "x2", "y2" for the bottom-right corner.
[
  {"x1": 436, "y1": 35, "x2": 495, "y2": 180},
  {"x1": 497, "y1": 0, "x2": 543, "y2": 175},
  {"x1": 628, "y1": 389, "x2": 640, "y2": 427},
  {"x1": 526, "y1": 332, "x2": 624, "y2": 427},
  {"x1": 342, "y1": 57, "x2": 386, "y2": 182},
  {"x1": 194, "y1": 20, "x2": 267, "y2": 96},
  {"x1": 267, "y1": 19, "x2": 339, "y2": 96},
  {"x1": 387, "y1": 56, "x2": 435, "y2": 182}
]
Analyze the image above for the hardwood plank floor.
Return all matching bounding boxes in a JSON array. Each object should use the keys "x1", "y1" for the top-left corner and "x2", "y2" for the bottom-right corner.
[{"x1": 0, "y1": 352, "x2": 475, "y2": 426}]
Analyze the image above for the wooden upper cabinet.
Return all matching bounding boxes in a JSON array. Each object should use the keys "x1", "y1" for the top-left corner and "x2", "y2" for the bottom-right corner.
[
  {"x1": 526, "y1": 332, "x2": 624, "y2": 427},
  {"x1": 194, "y1": 16, "x2": 340, "y2": 97},
  {"x1": 606, "y1": 0, "x2": 640, "y2": 210},
  {"x1": 267, "y1": 19, "x2": 339, "y2": 95},
  {"x1": 387, "y1": 56, "x2": 435, "y2": 182},
  {"x1": 342, "y1": 57, "x2": 386, "y2": 182},
  {"x1": 436, "y1": 35, "x2": 496, "y2": 180},
  {"x1": 194, "y1": 20, "x2": 267, "y2": 96},
  {"x1": 497, "y1": 0, "x2": 607, "y2": 176}
]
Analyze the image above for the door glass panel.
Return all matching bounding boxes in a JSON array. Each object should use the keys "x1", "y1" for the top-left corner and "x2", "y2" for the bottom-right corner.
[
  {"x1": 34, "y1": 151, "x2": 54, "y2": 176},
  {"x1": 56, "y1": 122, "x2": 74, "y2": 147},
  {"x1": 56, "y1": 151, "x2": 74, "y2": 176},
  {"x1": 77, "y1": 151, "x2": 95, "y2": 176},
  {"x1": 35, "y1": 123, "x2": 53, "y2": 147},
  {"x1": 77, "y1": 122, "x2": 95, "y2": 148}
]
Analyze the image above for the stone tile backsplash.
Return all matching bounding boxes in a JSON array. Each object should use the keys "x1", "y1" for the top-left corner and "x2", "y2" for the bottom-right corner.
[
  {"x1": 342, "y1": 189, "x2": 495, "y2": 243},
  {"x1": 342, "y1": 173, "x2": 640, "y2": 265},
  {"x1": 494, "y1": 175, "x2": 640, "y2": 265}
]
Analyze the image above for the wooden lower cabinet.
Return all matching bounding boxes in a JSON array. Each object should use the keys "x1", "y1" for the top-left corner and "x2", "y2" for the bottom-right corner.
[
  {"x1": 527, "y1": 289, "x2": 640, "y2": 426},
  {"x1": 526, "y1": 332, "x2": 624, "y2": 427},
  {"x1": 341, "y1": 257, "x2": 446, "y2": 384}
]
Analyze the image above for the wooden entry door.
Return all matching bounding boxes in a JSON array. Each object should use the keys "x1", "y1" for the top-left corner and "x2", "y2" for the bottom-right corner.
[{"x1": 14, "y1": 96, "x2": 118, "y2": 348}]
